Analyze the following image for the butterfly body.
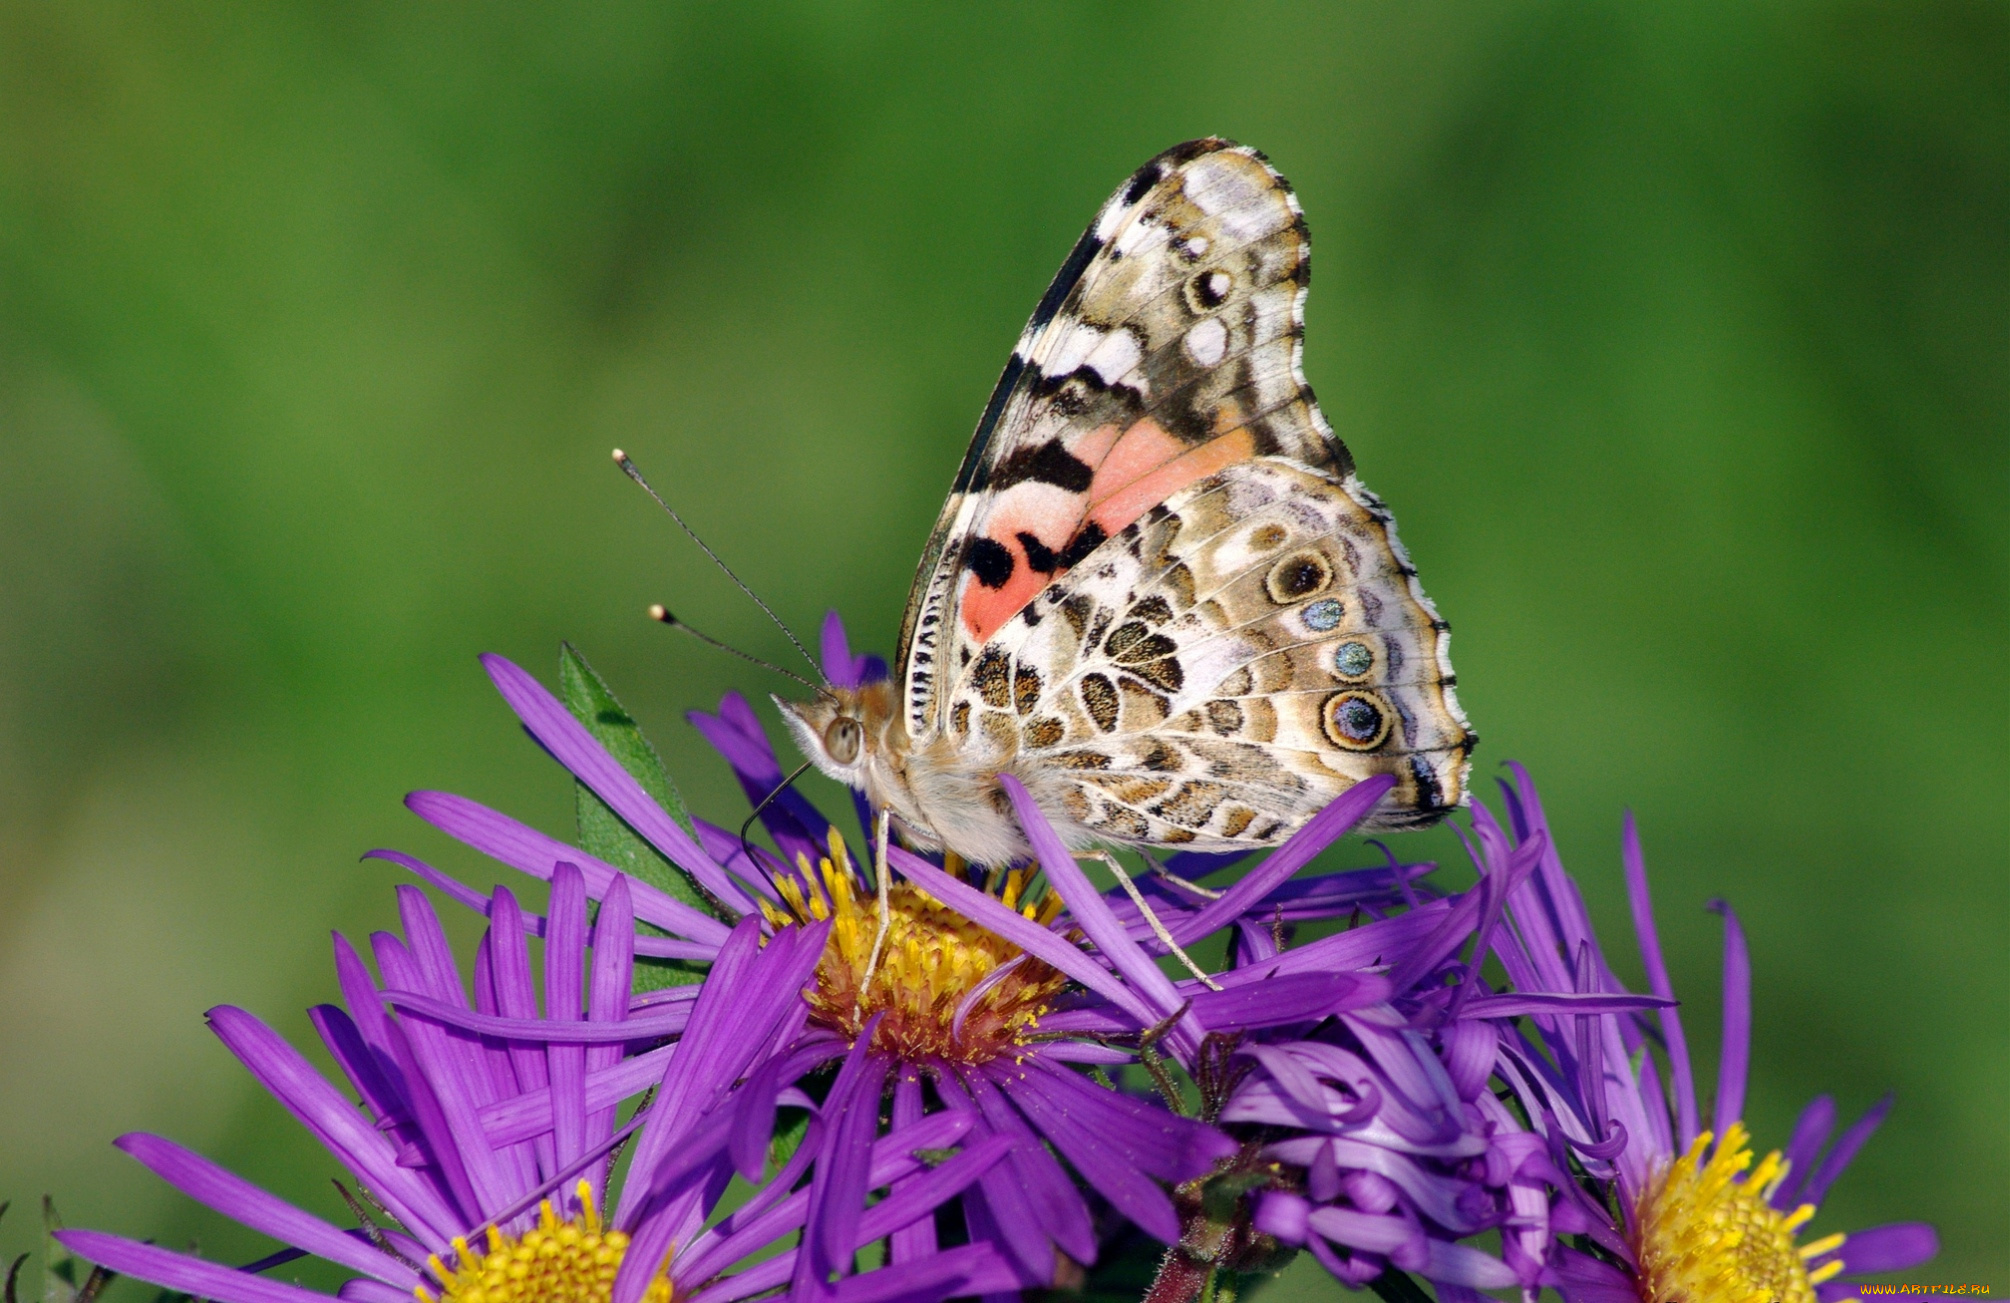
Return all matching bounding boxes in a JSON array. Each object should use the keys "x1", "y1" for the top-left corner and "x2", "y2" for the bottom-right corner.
[{"x1": 780, "y1": 139, "x2": 1474, "y2": 866}]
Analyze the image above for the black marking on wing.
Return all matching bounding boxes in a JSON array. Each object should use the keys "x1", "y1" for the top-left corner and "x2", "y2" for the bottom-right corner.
[
  {"x1": 1056, "y1": 522, "x2": 1108, "y2": 569},
  {"x1": 951, "y1": 354, "x2": 1027, "y2": 496},
  {"x1": 1017, "y1": 531, "x2": 1059, "y2": 574},
  {"x1": 991, "y1": 439, "x2": 1095, "y2": 493},
  {"x1": 946, "y1": 140, "x2": 1229, "y2": 500},
  {"x1": 1408, "y1": 754, "x2": 1444, "y2": 811},
  {"x1": 966, "y1": 537, "x2": 1014, "y2": 589}
]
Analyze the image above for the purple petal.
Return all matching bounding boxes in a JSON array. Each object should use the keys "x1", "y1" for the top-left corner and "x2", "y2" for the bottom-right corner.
[
  {"x1": 954, "y1": 1071, "x2": 1098, "y2": 1270},
  {"x1": 795, "y1": 1044, "x2": 892, "y2": 1298},
  {"x1": 1304, "y1": 1205, "x2": 1417, "y2": 1256},
  {"x1": 826, "y1": 1244, "x2": 1020, "y2": 1303},
  {"x1": 693, "y1": 815, "x2": 792, "y2": 893},
  {"x1": 1441, "y1": 1019, "x2": 1496, "y2": 1103},
  {"x1": 1706, "y1": 898, "x2": 1751, "y2": 1144},
  {"x1": 479, "y1": 654, "x2": 753, "y2": 913},
  {"x1": 482, "y1": 1043, "x2": 676, "y2": 1148},
  {"x1": 887, "y1": 1071, "x2": 936, "y2": 1264},
  {"x1": 1278, "y1": 1138, "x2": 1479, "y2": 1232},
  {"x1": 1804, "y1": 1092, "x2": 1893, "y2": 1206},
  {"x1": 52, "y1": 1232, "x2": 334, "y2": 1303},
  {"x1": 307, "y1": 1003, "x2": 412, "y2": 1139},
  {"x1": 1000, "y1": 775, "x2": 1197, "y2": 1052},
  {"x1": 676, "y1": 1109, "x2": 974, "y2": 1291},
  {"x1": 1545, "y1": 1246, "x2": 1641, "y2": 1303},
  {"x1": 366, "y1": 950, "x2": 486, "y2": 1224},
  {"x1": 687, "y1": 696, "x2": 829, "y2": 865},
  {"x1": 1214, "y1": 901, "x2": 1454, "y2": 982},
  {"x1": 1776, "y1": 1094, "x2": 1836, "y2": 1209},
  {"x1": 546, "y1": 864, "x2": 590, "y2": 1175},
  {"x1": 691, "y1": 1243, "x2": 1019, "y2": 1303},
  {"x1": 1234, "y1": 918, "x2": 1278, "y2": 965},
  {"x1": 890, "y1": 846, "x2": 1154, "y2": 1031},
  {"x1": 586, "y1": 874, "x2": 636, "y2": 1181},
  {"x1": 821, "y1": 611, "x2": 857, "y2": 689},
  {"x1": 384, "y1": 993, "x2": 690, "y2": 1043},
  {"x1": 1459, "y1": 991, "x2": 1676, "y2": 1017},
  {"x1": 1244, "y1": 1043, "x2": 1330, "y2": 1118},
  {"x1": 1188, "y1": 971, "x2": 1392, "y2": 1029},
  {"x1": 1623, "y1": 811, "x2": 1699, "y2": 1147},
  {"x1": 957, "y1": 1186, "x2": 1048, "y2": 1293},
  {"x1": 1169, "y1": 775, "x2": 1396, "y2": 945},
  {"x1": 1005, "y1": 1058, "x2": 1234, "y2": 1242},
  {"x1": 114, "y1": 1135, "x2": 420, "y2": 1287},
  {"x1": 619, "y1": 919, "x2": 828, "y2": 1228},
  {"x1": 1835, "y1": 1222, "x2": 1938, "y2": 1274},
  {"x1": 1424, "y1": 1241, "x2": 1519, "y2": 1289},
  {"x1": 367, "y1": 853, "x2": 711, "y2": 959},
  {"x1": 483, "y1": 888, "x2": 555, "y2": 1170},
  {"x1": 370, "y1": 941, "x2": 515, "y2": 1221},
  {"x1": 401, "y1": 791, "x2": 733, "y2": 944},
  {"x1": 1254, "y1": 1190, "x2": 1309, "y2": 1243},
  {"x1": 1393, "y1": 830, "x2": 1543, "y2": 994},
  {"x1": 394, "y1": 886, "x2": 465, "y2": 1006},
  {"x1": 206, "y1": 1005, "x2": 460, "y2": 1244}
]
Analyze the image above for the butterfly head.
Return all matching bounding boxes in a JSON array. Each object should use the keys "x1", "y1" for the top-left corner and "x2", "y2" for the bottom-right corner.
[{"x1": 775, "y1": 680, "x2": 901, "y2": 790}]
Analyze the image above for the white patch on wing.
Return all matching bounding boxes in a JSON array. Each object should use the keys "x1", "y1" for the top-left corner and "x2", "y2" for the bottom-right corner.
[
  {"x1": 1248, "y1": 286, "x2": 1293, "y2": 349},
  {"x1": 985, "y1": 480, "x2": 1083, "y2": 548},
  {"x1": 1114, "y1": 214, "x2": 1169, "y2": 258},
  {"x1": 1083, "y1": 329, "x2": 1145, "y2": 393},
  {"x1": 1042, "y1": 319, "x2": 1105, "y2": 375},
  {"x1": 1185, "y1": 317, "x2": 1228, "y2": 367},
  {"x1": 1183, "y1": 154, "x2": 1291, "y2": 243},
  {"x1": 1093, "y1": 193, "x2": 1132, "y2": 243},
  {"x1": 1184, "y1": 236, "x2": 1210, "y2": 258}
]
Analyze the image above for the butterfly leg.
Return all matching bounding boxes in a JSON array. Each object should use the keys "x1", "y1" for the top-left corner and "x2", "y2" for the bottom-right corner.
[
  {"x1": 854, "y1": 806, "x2": 893, "y2": 1022},
  {"x1": 1086, "y1": 851, "x2": 1221, "y2": 991},
  {"x1": 1136, "y1": 999, "x2": 1195, "y2": 1114},
  {"x1": 1139, "y1": 850, "x2": 1224, "y2": 902}
]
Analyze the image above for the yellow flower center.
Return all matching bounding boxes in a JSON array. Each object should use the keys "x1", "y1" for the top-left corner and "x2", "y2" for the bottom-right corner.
[
  {"x1": 1632, "y1": 1122, "x2": 1847, "y2": 1303},
  {"x1": 417, "y1": 1183, "x2": 671, "y2": 1303},
  {"x1": 763, "y1": 830, "x2": 1069, "y2": 1063}
]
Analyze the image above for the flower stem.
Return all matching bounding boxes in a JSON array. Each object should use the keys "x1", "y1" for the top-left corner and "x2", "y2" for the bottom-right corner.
[
  {"x1": 1142, "y1": 1248, "x2": 1212, "y2": 1303},
  {"x1": 1367, "y1": 1266, "x2": 1434, "y2": 1303}
]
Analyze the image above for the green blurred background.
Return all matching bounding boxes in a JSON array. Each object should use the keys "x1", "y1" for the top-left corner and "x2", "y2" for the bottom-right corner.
[{"x1": 1, "y1": 3, "x2": 2002, "y2": 1296}]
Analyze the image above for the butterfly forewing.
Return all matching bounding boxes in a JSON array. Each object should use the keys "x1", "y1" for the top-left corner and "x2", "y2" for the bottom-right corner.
[
  {"x1": 874, "y1": 137, "x2": 1471, "y2": 854},
  {"x1": 897, "y1": 139, "x2": 1346, "y2": 742}
]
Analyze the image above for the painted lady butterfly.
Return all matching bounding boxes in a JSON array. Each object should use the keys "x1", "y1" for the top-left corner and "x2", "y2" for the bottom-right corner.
[{"x1": 780, "y1": 139, "x2": 1474, "y2": 866}]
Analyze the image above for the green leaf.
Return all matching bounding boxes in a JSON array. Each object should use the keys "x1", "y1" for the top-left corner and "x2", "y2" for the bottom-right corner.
[
  {"x1": 764, "y1": 1108, "x2": 811, "y2": 1182},
  {"x1": 1199, "y1": 1169, "x2": 1271, "y2": 1225},
  {"x1": 558, "y1": 643, "x2": 727, "y2": 991}
]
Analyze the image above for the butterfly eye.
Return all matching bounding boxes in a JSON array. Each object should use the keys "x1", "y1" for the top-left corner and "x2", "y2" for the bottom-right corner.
[{"x1": 824, "y1": 717, "x2": 863, "y2": 766}]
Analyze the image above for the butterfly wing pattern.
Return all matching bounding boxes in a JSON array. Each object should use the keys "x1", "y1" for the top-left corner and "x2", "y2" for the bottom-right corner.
[{"x1": 887, "y1": 139, "x2": 1473, "y2": 851}]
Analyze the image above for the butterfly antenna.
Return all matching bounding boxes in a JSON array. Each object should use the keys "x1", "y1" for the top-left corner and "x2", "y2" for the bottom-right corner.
[
  {"x1": 649, "y1": 605, "x2": 827, "y2": 694},
  {"x1": 614, "y1": 448, "x2": 826, "y2": 682},
  {"x1": 739, "y1": 759, "x2": 817, "y2": 872}
]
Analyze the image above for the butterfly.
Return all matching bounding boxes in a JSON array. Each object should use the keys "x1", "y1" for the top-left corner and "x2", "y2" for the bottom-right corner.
[{"x1": 779, "y1": 139, "x2": 1474, "y2": 866}]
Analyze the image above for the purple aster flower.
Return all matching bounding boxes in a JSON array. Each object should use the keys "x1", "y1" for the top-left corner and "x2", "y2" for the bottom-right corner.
[
  {"x1": 1471, "y1": 763, "x2": 1938, "y2": 1303},
  {"x1": 390, "y1": 620, "x2": 1472, "y2": 1293},
  {"x1": 1188, "y1": 789, "x2": 1667, "y2": 1303},
  {"x1": 54, "y1": 866, "x2": 1021, "y2": 1303}
]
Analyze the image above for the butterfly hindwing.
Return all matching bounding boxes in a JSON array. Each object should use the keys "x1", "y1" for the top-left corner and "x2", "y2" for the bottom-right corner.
[
  {"x1": 898, "y1": 139, "x2": 1345, "y2": 743},
  {"x1": 940, "y1": 457, "x2": 1472, "y2": 847}
]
